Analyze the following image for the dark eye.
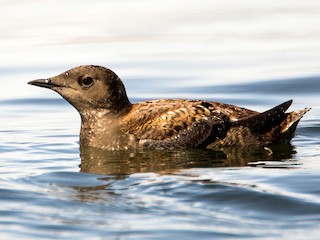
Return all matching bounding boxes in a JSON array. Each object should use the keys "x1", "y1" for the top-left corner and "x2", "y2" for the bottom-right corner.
[{"x1": 78, "y1": 77, "x2": 94, "y2": 88}]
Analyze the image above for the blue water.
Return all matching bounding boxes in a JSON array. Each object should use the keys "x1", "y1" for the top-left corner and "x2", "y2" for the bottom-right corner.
[{"x1": 1, "y1": 1, "x2": 320, "y2": 239}]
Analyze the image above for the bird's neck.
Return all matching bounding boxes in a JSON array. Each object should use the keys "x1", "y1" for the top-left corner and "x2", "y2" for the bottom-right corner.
[{"x1": 79, "y1": 108, "x2": 123, "y2": 149}]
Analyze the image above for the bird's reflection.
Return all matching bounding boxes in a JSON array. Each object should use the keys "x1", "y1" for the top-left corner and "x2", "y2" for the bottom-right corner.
[{"x1": 79, "y1": 144, "x2": 296, "y2": 175}]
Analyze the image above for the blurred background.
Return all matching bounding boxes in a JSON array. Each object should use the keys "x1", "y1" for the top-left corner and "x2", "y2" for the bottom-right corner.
[{"x1": 1, "y1": 0, "x2": 320, "y2": 101}]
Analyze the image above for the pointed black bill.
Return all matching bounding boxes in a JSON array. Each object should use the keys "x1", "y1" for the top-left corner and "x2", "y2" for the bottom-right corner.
[{"x1": 28, "y1": 79, "x2": 55, "y2": 89}]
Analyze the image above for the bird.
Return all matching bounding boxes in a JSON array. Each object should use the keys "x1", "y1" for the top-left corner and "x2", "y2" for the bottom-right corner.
[{"x1": 28, "y1": 65, "x2": 310, "y2": 151}]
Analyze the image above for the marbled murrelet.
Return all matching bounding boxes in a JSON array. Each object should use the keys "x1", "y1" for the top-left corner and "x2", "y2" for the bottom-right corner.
[{"x1": 28, "y1": 65, "x2": 310, "y2": 150}]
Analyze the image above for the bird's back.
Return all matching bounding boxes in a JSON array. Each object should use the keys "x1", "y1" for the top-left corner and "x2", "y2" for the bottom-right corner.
[{"x1": 119, "y1": 99, "x2": 309, "y2": 150}]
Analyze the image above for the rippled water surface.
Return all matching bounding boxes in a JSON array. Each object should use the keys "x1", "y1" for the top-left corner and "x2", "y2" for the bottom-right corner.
[{"x1": 1, "y1": 1, "x2": 320, "y2": 239}]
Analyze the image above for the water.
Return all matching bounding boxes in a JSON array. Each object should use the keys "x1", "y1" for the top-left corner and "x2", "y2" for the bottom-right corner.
[{"x1": 1, "y1": 1, "x2": 320, "y2": 239}]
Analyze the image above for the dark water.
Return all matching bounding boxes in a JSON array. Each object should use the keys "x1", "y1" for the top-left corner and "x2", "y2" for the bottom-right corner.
[{"x1": 1, "y1": 1, "x2": 320, "y2": 239}]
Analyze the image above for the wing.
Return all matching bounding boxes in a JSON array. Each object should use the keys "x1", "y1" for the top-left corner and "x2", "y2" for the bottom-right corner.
[
  {"x1": 121, "y1": 100, "x2": 227, "y2": 149},
  {"x1": 139, "y1": 115, "x2": 226, "y2": 150}
]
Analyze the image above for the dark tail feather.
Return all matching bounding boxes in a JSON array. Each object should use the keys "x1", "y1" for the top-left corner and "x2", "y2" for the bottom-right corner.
[
  {"x1": 232, "y1": 100, "x2": 293, "y2": 134},
  {"x1": 269, "y1": 107, "x2": 311, "y2": 143}
]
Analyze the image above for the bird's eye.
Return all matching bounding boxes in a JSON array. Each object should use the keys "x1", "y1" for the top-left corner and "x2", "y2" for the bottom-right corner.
[{"x1": 78, "y1": 77, "x2": 94, "y2": 88}]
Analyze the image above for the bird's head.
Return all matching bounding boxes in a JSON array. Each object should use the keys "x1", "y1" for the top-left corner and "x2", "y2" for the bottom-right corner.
[{"x1": 28, "y1": 65, "x2": 131, "y2": 113}]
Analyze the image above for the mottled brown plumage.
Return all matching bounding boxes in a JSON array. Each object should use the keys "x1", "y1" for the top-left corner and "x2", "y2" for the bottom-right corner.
[{"x1": 28, "y1": 65, "x2": 310, "y2": 150}]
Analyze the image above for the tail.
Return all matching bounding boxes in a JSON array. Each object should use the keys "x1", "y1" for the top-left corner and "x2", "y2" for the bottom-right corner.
[
  {"x1": 269, "y1": 107, "x2": 310, "y2": 143},
  {"x1": 232, "y1": 100, "x2": 310, "y2": 144}
]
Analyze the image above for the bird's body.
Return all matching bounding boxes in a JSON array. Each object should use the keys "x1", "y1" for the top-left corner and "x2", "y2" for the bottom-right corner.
[{"x1": 28, "y1": 65, "x2": 310, "y2": 150}]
